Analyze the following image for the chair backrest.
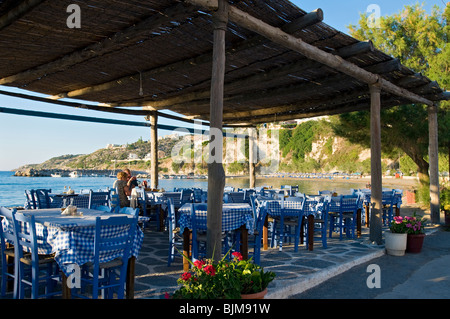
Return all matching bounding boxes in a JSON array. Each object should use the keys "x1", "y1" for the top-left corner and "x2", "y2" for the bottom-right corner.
[
  {"x1": 12, "y1": 213, "x2": 39, "y2": 266},
  {"x1": 118, "y1": 207, "x2": 139, "y2": 217},
  {"x1": 93, "y1": 215, "x2": 137, "y2": 269},
  {"x1": 192, "y1": 188, "x2": 203, "y2": 203},
  {"x1": 89, "y1": 190, "x2": 111, "y2": 209},
  {"x1": 34, "y1": 189, "x2": 51, "y2": 209},
  {"x1": 167, "y1": 199, "x2": 176, "y2": 231},
  {"x1": 244, "y1": 189, "x2": 256, "y2": 203},
  {"x1": 24, "y1": 190, "x2": 37, "y2": 209},
  {"x1": 70, "y1": 194, "x2": 90, "y2": 208},
  {"x1": 164, "y1": 193, "x2": 182, "y2": 208},
  {"x1": 327, "y1": 195, "x2": 342, "y2": 213},
  {"x1": 382, "y1": 190, "x2": 395, "y2": 205},
  {"x1": 190, "y1": 203, "x2": 208, "y2": 232},
  {"x1": 0, "y1": 207, "x2": 16, "y2": 248},
  {"x1": 281, "y1": 200, "x2": 304, "y2": 217},
  {"x1": 226, "y1": 192, "x2": 245, "y2": 203},
  {"x1": 180, "y1": 189, "x2": 193, "y2": 204}
]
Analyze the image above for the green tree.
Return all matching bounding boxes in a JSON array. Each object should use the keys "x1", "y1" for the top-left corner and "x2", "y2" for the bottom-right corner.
[{"x1": 335, "y1": 3, "x2": 449, "y2": 193}]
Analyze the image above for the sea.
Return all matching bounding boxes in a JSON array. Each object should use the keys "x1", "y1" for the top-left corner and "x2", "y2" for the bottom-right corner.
[{"x1": 0, "y1": 170, "x2": 371, "y2": 208}]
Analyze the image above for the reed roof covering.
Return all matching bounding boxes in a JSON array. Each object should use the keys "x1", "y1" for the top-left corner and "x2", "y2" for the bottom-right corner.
[{"x1": 0, "y1": 0, "x2": 447, "y2": 125}]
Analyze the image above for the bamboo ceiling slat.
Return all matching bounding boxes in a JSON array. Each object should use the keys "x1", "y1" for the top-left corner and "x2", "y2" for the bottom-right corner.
[{"x1": 0, "y1": 0, "x2": 446, "y2": 125}]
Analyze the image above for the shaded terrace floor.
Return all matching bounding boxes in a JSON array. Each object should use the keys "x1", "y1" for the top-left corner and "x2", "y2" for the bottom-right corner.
[{"x1": 133, "y1": 203, "x2": 435, "y2": 299}]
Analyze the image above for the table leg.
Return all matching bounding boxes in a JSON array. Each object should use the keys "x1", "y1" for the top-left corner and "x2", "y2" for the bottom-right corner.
[
  {"x1": 183, "y1": 228, "x2": 191, "y2": 272},
  {"x1": 357, "y1": 208, "x2": 362, "y2": 238},
  {"x1": 239, "y1": 224, "x2": 248, "y2": 260},
  {"x1": 307, "y1": 215, "x2": 314, "y2": 251},
  {"x1": 159, "y1": 205, "x2": 165, "y2": 232},
  {"x1": 126, "y1": 256, "x2": 135, "y2": 299},
  {"x1": 365, "y1": 205, "x2": 370, "y2": 227},
  {"x1": 62, "y1": 272, "x2": 71, "y2": 299},
  {"x1": 263, "y1": 215, "x2": 268, "y2": 251}
]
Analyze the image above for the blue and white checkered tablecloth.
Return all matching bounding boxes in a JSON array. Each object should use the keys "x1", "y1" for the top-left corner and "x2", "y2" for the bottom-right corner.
[
  {"x1": 178, "y1": 203, "x2": 254, "y2": 234},
  {"x1": 18, "y1": 208, "x2": 144, "y2": 275},
  {"x1": 260, "y1": 199, "x2": 323, "y2": 217}
]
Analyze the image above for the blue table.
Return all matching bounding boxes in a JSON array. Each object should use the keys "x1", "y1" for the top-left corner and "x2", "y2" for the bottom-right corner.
[{"x1": 18, "y1": 208, "x2": 144, "y2": 298}]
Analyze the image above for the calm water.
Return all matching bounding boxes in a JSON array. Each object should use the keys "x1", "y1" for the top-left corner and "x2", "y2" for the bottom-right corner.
[{"x1": 0, "y1": 170, "x2": 371, "y2": 207}]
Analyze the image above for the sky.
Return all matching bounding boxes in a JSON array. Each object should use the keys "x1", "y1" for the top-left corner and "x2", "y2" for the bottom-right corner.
[{"x1": 0, "y1": 0, "x2": 447, "y2": 171}]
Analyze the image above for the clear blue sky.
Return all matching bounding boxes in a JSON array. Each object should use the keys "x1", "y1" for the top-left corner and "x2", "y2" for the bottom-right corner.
[{"x1": 0, "y1": 0, "x2": 446, "y2": 170}]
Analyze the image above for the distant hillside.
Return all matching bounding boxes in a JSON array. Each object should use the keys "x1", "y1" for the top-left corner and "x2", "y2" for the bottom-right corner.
[{"x1": 15, "y1": 119, "x2": 409, "y2": 176}]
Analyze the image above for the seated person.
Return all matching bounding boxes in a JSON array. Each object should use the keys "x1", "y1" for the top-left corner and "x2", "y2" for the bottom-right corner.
[
  {"x1": 123, "y1": 168, "x2": 139, "y2": 189},
  {"x1": 113, "y1": 171, "x2": 131, "y2": 207}
]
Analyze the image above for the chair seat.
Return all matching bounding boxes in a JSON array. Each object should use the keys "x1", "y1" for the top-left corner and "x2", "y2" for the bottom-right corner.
[
  {"x1": 4, "y1": 247, "x2": 15, "y2": 257},
  {"x1": 20, "y1": 253, "x2": 55, "y2": 266},
  {"x1": 84, "y1": 257, "x2": 124, "y2": 270}
]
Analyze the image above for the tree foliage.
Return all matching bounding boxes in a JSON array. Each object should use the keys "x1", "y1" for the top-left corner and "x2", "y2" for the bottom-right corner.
[{"x1": 334, "y1": 3, "x2": 449, "y2": 188}]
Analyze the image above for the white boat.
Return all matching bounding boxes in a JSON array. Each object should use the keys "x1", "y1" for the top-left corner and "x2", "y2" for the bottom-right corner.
[
  {"x1": 51, "y1": 173, "x2": 62, "y2": 177},
  {"x1": 69, "y1": 171, "x2": 81, "y2": 178}
]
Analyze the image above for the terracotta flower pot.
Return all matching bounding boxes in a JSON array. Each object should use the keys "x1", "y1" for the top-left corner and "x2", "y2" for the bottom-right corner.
[
  {"x1": 406, "y1": 233, "x2": 425, "y2": 253},
  {"x1": 385, "y1": 231, "x2": 407, "y2": 256},
  {"x1": 241, "y1": 288, "x2": 268, "y2": 299}
]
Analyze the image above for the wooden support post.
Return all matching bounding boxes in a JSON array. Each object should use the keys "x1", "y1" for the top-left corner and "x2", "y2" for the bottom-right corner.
[
  {"x1": 150, "y1": 112, "x2": 158, "y2": 189},
  {"x1": 206, "y1": 0, "x2": 228, "y2": 261},
  {"x1": 248, "y1": 127, "x2": 256, "y2": 188},
  {"x1": 428, "y1": 103, "x2": 440, "y2": 224},
  {"x1": 369, "y1": 84, "x2": 383, "y2": 245}
]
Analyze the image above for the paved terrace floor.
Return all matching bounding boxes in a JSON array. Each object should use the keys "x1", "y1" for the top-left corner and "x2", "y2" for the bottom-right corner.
[
  {"x1": 134, "y1": 203, "x2": 441, "y2": 299},
  {"x1": 135, "y1": 221, "x2": 386, "y2": 299}
]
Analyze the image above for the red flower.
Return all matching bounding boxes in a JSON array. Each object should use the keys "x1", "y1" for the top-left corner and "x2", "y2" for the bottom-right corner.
[
  {"x1": 204, "y1": 265, "x2": 216, "y2": 276},
  {"x1": 194, "y1": 260, "x2": 205, "y2": 269},
  {"x1": 232, "y1": 252, "x2": 243, "y2": 261},
  {"x1": 181, "y1": 272, "x2": 192, "y2": 281}
]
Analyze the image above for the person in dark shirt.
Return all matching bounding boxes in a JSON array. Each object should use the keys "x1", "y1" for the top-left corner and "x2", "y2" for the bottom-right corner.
[{"x1": 123, "y1": 168, "x2": 138, "y2": 190}]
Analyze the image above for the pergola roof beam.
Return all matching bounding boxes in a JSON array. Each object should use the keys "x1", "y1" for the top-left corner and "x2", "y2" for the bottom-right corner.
[{"x1": 186, "y1": 0, "x2": 434, "y2": 106}]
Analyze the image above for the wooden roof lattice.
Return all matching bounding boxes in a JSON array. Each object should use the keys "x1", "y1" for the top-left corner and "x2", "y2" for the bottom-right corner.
[{"x1": 0, "y1": 0, "x2": 447, "y2": 126}]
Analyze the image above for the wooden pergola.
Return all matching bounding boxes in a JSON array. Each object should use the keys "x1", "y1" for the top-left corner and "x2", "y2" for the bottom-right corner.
[{"x1": 0, "y1": 0, "x2": 448, "y2": 258}]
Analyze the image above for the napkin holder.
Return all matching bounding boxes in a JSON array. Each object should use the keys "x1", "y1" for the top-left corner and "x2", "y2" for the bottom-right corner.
[{"x1": 61, "y1": 205, "x2": 83, "y2": 216}]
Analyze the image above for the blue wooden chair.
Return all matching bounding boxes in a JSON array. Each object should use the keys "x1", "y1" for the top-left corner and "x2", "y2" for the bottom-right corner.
[
  {"x1": 247, "y1": 196, "x2": 267, "y2": 264},
  {"x1": 0, "y1": 207, "x2": 17, "y2": 298},
  {"x1": 110, "y1": 190, "x2": 120, "y2": 214},
  {"x1": 24, "y1": 190, "x2": 36, "y2": 209},
  {"x1": 70, "y1": 194, "x2": 90, "y2": 208},
  {"x1": 167, "y1": 199, "x2": 183, "y2": 266},
  {"x1": 190, "y1": 203, "x2": 208, "y2": 260},
  {"x1": 180, "y1": 189, "x2": 193, "y2": 205},
  {"x1": 192, "y1": 188, "x2": 203, "y2": 203},
  {"x1": 88, "y1": 190, "x2": 111, "y2": 209},
  {"x1": 12, "y1": 212, "x2": 61, "y2": 299},
  {"x1": 328, "y1": 195, "x2": 359, "y2": 240},
  {"x1": 382, "y1": 190, "x2": 396, "y2": 225},
  {"x1": 269, "y1": 200, "x2": 305, "y2": 252},
  {"x1": 225, "y1": 192, "x2": 245, "y2": 203},
  {"x1": 304, "y1": 198, "x2": 328, "y2": 249},
  {"x1": 72, "y1": 215, "x2": 138, "y2": 299},
  {"x1": 34, "y1": 189, "x2": 52, "y2": 209}
]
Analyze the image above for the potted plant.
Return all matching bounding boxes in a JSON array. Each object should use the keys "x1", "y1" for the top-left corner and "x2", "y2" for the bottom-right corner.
[
  {"x1": 171, "y1": 252, "x2": 275, "y2": 299},
  {"x1": 440, "y1": 187, "x2": 450, "y2": 226},
  {"x1": 405, "y1": 213, "x2": 427, "y2": 253},
  {"x1": 385, "y1": 216, "x2": 408, "y2": 256}
]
